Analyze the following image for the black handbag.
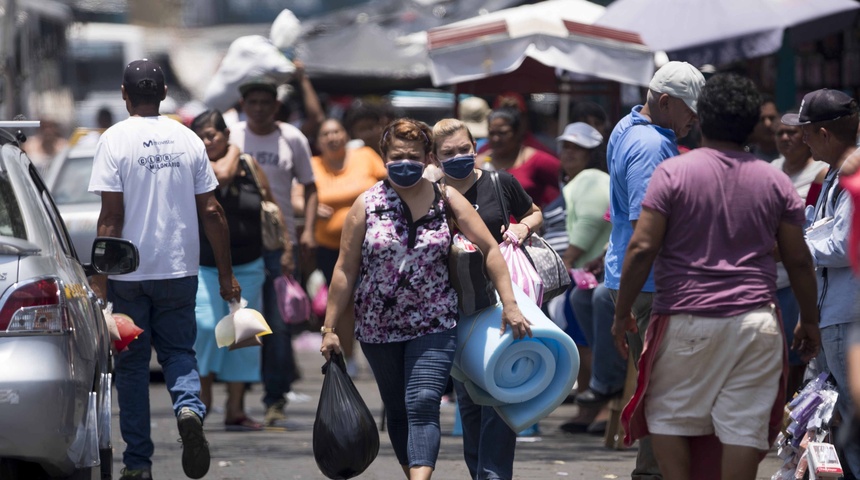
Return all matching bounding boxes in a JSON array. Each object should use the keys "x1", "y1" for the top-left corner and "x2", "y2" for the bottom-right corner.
[
  {"x1": 439, "y1": 184, "x2": 498, "y2": 315},
  {"x1": 448, "y1": 233, "x2": 499, "y2": 315}
]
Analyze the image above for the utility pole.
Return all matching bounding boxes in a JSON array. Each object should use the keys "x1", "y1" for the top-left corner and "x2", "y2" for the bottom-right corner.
[{"x1": 2, "y1": 0, "x2": 20, "y2": 120}]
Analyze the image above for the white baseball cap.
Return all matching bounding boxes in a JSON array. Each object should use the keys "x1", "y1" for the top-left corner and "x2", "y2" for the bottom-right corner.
[
  {"x1": 458, "y1": 96, "x2": 490, "y2": 139},
  {"x1": 556, "y1": 122, "x2": 603, "y2": 149},
  {"x1": 649, "y1": 61, "x2": 706, "y2": 114}
]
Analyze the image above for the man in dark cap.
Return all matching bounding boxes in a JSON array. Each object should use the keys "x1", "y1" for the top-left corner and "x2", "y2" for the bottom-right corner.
[
  {"x1": 89, "y1": 59, "x2": 240, "y2": 480},
  {"x1": 783, "y1": 88, "x2": 860, "y2": 477}
]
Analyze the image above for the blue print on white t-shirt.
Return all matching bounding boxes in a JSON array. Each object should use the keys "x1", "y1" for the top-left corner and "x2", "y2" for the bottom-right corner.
[{"x1": 137, "y1": 152, "x2": 185, "y2": 173}]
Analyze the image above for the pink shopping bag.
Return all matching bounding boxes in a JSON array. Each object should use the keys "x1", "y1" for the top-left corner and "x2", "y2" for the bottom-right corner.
[
  {"x1": 274, "y1": 274, "x2": 311, "y2": 325},
  {"x1": 500, "y1": 231, "x2": 545, "y2": 305}
]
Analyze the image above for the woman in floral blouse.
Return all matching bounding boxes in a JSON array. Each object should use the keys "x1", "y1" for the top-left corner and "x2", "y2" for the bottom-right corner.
[{"x1": 320, "y1": 118, "x2": 529, "y2": 479}]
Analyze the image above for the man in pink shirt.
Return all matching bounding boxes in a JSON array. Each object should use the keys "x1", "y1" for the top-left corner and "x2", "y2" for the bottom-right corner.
[{"x1": 612, "y1": 74, "x2": 820, "y2": 479}]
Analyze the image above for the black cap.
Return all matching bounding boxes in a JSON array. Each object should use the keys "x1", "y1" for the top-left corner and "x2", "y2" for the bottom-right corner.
[
  {"x1": 782, "y1": 89, "x2": 857, "y2": 126},
  {"x1": 238, "y1": 76, "x2": 278, "y2": 98},
  {"x1": 122, "y1": 59, "x2": 165, "y2": 97}
]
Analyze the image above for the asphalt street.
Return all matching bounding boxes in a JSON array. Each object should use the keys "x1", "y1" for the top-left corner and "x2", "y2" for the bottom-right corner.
[{"x1": 113, "y1": 332, "x2": 785, "y2": 479}]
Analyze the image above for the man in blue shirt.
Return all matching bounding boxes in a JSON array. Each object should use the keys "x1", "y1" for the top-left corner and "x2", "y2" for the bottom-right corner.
[
  {"x1": 603, "y1": 61, "x2": 705, "y2": 480},
  {"x1": 783, "y1": 88, "x2": 860, "y2": 477}
]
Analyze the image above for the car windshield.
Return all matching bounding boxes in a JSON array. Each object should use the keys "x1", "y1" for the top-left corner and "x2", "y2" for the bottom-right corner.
[
  {"x1": 0, "y1": 170, "x2": 27, "y2": 239},
  {"x1": 51, "y1": 155, "x2": 97, "y2": 205}
]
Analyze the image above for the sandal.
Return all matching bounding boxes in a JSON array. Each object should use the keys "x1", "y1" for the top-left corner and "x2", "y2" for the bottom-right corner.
[{"x1": 224, "y1": 416, "x2": 264, "y2": 432}]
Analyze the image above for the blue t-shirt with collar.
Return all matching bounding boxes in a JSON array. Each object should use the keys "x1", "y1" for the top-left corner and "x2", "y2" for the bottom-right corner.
[{"x1": 604, "y1": 105, "x2": 678, "y2": 292}]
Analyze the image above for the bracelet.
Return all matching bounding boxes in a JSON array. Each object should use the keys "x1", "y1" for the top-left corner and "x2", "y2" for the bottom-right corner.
[
  {"x1": 320, "y1": 326, "x2": 335, "y2": 336},
  {"x1": 524, "y1": 223, "x2": 533, "y2": 238}
]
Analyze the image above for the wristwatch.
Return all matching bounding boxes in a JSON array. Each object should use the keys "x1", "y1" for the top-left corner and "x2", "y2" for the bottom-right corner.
[{"x1": 320, "y1": 326, "x2": 336, "y2": 336}]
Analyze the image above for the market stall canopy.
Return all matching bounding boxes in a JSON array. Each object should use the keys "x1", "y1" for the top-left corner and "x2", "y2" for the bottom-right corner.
[
  {"x1": 294, "y1": 0, "x2": 526, "y2": 94},
  {"x1": 595, "y1": 0, "x2": 860, "y2": 67},
  {"x1": 426, "y1": 0, "x2": 655, "y2": 89}
]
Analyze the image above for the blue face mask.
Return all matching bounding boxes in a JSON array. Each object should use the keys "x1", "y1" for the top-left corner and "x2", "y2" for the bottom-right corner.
[
  {"x1": 441, "y1": 154, "x2": 476, "y2": 180},
  {"x1": 386, "y1": 160, "x2": 425, "y2": 188}
]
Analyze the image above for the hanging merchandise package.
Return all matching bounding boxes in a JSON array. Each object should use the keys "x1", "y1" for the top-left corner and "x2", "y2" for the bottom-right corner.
[
  {"x1": 313, "y1": 353, "x2": 379, "y2": 479},
  {"x1": 215, "y1": 298, "x2": 272, "y2": 350}
]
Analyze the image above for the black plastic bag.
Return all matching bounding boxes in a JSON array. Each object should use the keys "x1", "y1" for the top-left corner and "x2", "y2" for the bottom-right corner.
[{"x1": 313, "y1": 353, "x2": 380, "y2": 479}]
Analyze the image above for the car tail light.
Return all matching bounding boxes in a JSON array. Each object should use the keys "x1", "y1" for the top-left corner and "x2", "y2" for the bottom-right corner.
[{"x1": 0, "y1": 278, "x2": 69, "y2": 333}]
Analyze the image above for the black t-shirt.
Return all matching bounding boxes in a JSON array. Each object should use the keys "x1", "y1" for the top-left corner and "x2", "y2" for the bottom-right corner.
[
  {"x1": 462, "y1": 170, "x2": 534, "y2": 244},
  {"x1": 199, "y1": 162, "x2": 263, "y2": 267}
]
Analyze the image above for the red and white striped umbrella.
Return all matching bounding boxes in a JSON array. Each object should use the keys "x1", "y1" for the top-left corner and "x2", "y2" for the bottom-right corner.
[
  {"x1": 596, "y1": 0, "x2": 860, "y2": 67},
  {"x1": 426, "y1": 0, "x2": 655, "y2": 88}
]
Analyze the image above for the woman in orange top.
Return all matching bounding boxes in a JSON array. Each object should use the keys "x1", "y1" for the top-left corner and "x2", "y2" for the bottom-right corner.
[{"x1": 312, "y1": 118, "x2": 387, "y2": 372}]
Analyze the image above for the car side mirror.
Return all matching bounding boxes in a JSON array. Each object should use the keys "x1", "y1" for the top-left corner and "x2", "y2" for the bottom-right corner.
[{"x1": 89, "y1": 237, "x2": 139, "y2": 275}]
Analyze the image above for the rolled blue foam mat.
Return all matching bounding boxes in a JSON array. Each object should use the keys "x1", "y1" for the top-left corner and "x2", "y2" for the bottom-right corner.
[{"x1": 451, "y1": 283, "x2": 579, "y2": 432}]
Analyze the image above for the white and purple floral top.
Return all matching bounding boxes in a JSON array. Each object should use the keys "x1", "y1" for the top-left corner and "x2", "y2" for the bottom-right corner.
[{"x1": 354, "y1": 181, "x2": 458, "y2": 343}]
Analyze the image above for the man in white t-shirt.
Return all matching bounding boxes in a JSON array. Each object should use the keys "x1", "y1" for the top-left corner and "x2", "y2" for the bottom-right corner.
[
  {"x1": 89, "y1": 59, "x2": 240, "y2": 480},
  {"x1": 229, "y1": 77, "x2": 318, "y2": 426}
]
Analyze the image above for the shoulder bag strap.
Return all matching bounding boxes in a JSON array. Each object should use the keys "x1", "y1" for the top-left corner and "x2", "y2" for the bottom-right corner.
[
  {"x1": 489, "y1": 171, "x2": 510, "y2": 228},
  {"x1": 240, "y1": 154, "x2": 267, "y2": 198},
  {"x1": 437, "y1": 182, "x2": 457, "y2": 232}
]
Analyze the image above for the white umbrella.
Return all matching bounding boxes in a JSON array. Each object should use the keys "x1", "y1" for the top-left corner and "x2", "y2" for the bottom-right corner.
[
  {"x1": 595, "y1": 0, "x2": 860, "y2": 67},
  {"x1": 426, "y1": 0, "x2": 655, "y2": 88}
]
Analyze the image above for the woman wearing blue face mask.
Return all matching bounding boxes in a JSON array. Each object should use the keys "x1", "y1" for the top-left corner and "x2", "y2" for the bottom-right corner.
[
  {"x1": 319, "y1": 118, "x2": 530, "y2": 480},
  {"x1": 432, "y1": 118, "x2": 542, "y2": 480}
]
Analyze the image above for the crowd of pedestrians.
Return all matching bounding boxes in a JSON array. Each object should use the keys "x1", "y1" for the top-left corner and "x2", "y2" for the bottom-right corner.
[{"x1": 63, "y1": 54, "x2": 860, "y2": 480}]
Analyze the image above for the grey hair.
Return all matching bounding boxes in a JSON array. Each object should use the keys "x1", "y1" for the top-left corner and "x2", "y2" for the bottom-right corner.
[{"x1": 646, "y1": 89, "x2": 661, "y2": 106}]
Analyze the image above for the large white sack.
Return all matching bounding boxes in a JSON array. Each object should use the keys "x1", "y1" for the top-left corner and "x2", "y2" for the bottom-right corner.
[{"x1": 202, "y1": 35, "x2": 295, "y2": 112}]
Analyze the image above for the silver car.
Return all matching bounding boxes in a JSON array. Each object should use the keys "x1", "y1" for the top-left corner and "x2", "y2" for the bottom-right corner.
[
  {"x1": 0, "y1": 126, "x2": 138, "y2": 479},
  {"x1": 44, "y1": 141, "x2": 100, "y2": 264}
]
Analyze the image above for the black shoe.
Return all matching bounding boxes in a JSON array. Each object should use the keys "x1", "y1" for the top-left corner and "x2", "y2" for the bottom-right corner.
[
  {"x1": 575, "y1": 389, "x2": 622, "y2": 407},
  {"x1": 587, "y1": 419, "x2": 608, "y2": 435},
  {"x1": 559, "y1": 421, "x2": 590, "y2": 434},
  {"x1": 120, "y1": 468, "x2": 153, "y2": 480},
  {"x1": 178, "y1": 407, "x2": 210, "y2": 479},
  {"x1": 562, "y1": 391, "x2": 578, "y2": 404}
]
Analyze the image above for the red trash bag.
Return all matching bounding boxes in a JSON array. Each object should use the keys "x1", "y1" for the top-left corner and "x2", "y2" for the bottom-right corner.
[
  {"x1": 274, "y1": 275, "x2": 311, "y2": 325},
  {"x1": 313, "y1": 353, "x2": 379, "y2": 479}
]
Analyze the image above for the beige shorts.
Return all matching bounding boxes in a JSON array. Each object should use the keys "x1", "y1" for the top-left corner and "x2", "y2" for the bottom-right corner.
[{"x1": 644, "y1": 305, "x2": 782, "y2": 450}]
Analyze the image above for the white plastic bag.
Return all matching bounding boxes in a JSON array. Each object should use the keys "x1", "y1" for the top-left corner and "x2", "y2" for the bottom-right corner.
[
  {"x1": 98, "y1": 373, "x2": 112, "y2": 450},
  {"x1": 101, "y1": 302, "x2": 120, "y2": 342},
  {"x1": 202, "y1": 35, "x2": 296, "y2": 112},
  {"x1": 68, "y1": 392, "x2": 100, "y2": 468},
  {"x1": 215, "y1": 298, "x2": 272, "y2": 350}
]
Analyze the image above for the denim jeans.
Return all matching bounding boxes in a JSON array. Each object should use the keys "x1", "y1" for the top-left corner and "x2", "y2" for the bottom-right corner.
[
  {"x1": 361, "y1": 329, "x2": 457, "y2": 468},
  {"x1": 817, "y1": 324, "x2": 860, "y2": 477},
  {"x1": 453, "y1": 380, "x2": 516, "y2": 479},
  {"x1": 261, "y1": 249, "x2": 296, "y2": 408},
  {"x1": 109, "y1": 276, "x2": 205, "y2": 470},
  {"x1": 775, "y1": 287, "x2": 802, "y2": 366},
  {"x1": 569, "y1": 283, "x2": 626, "y2": 395}
]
